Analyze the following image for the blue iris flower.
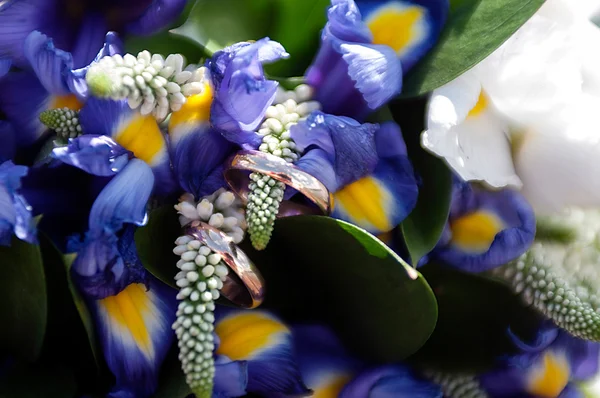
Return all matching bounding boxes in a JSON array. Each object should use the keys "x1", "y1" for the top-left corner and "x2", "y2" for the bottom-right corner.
[
  {"x1": 293, "y1": 324, "x2": 443, "y2": 397},
  {"x1": 0, "y1": 30, "x2": 121, "y2": 147},
  {"x1": 0, "y1": 0, "x2": 186, "y2": 69},
  {"x1": 0, "y1": 161, "x2": 36, "y2": 246},
  {"x1": 428, "y1": 180, "x2": 536, "y2": 272},
  {"x1": 479, "y1": 324, "x2": 599, "y2": 397}
]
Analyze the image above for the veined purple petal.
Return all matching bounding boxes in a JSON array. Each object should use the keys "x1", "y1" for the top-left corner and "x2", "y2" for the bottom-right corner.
[
  {"x1": 0, "y1": 161, "x2": 36, "y2": 245},
  {"x1": 70, "y1": 13, "x2": 108, "y2": 68},
  {"x1": 340, "y1": 365, "x2": 443, "y2": 398},
  {"x1": 92, "y1": 275, "x2": 177, "y2": 397},
  {"x1": 126, "y1": 0, "x2": 188, "y2": 35},
  {"x1": 24, "y1": 31, "x2": 73, "y2": 95},
  {"x1": 0, "y1": 0, "x2": 70, "y2": 68},
  {"x1": 433, "y1": 183, "x2": 536, "y2": 272},
  {"x1": 52, "y1": 135, "x2": 131, "y2": 177},
  {"x1": 0, "y1": 58, "x2": 10, "y2": 77},
  {"x1": 0, "y1": 71, "x2": 51, "y2": 146},
  {"x1": 0, "y1": 121, "x2": 16, "y2": 163},
  {"x1": 88, "y1": 159, "x2": 154, "y2": 234},
  {"x1": 291, "y1": 112, "x2": 378, "y2": 190},
  {"x1": 169, "y1": 123, "x2": 235, "y2": 198},
  {"x1": 294, "y1": 148, "x2": 338, "y2": 193},
  {"x1": 208, "y1": 38, "x2": 288, "y2": 146},
  {"x1": 214, "y1": 357, "x2": 248, "y2": 397}
]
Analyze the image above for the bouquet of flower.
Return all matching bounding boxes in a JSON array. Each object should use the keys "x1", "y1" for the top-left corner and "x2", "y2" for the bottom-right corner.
[{"x1": 1, "y1": 0, "x2": 600, "y2": 396}]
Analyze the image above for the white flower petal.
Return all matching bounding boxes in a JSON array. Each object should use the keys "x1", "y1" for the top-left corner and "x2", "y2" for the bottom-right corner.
[{"x1": 515, "y1": 95, "x2": 600, "y2": 214}]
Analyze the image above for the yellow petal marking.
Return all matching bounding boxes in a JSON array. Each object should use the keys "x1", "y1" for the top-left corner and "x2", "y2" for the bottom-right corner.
[{"x1": 215, "y1": 312, "x2": 288, "y2": 360}]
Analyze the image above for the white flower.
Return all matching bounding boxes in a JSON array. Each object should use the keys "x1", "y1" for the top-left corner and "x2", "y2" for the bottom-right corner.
[{"x1": 422, "y1": 0, "x2": 600, "y2": 214}]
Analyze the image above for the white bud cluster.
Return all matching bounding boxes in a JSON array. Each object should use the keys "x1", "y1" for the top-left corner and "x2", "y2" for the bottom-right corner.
[
  {"x1": 491, "y1": 208, "x2": 600, "y2": 341},
  {"x1": 174, "y1": 188, "x2": 246, "y2": 244},
  {"x1": 172, "y1": 235, "x2": 230, "y2": 396},
  {"x1": 86, "y1": 51, "x2": 208, "y2": 120},
  {"x1": 425, "y1": 371, "x2": 489, "y2": 398},
  {"x1": 258, "y1": 84, "x2": 321, "y2": 163},
  {"x1": 247, "y1": 84, "x2": 320, "y2": 250}
]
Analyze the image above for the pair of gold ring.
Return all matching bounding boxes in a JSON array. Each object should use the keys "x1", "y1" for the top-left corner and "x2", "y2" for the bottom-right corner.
[{"x1": 184, "y1": 150, "x2": 331, "y2": 309}]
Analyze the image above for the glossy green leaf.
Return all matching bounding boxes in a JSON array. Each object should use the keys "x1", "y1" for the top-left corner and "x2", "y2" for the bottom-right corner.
[
  {"x1": 125, "y1": 31, "x2": 206, "y2": 64},
  {"x1": 0, "y1": 365, "x2": 77, "y2": 398},
  {"x1": 39, "y1": 235, "x2": 102, "y2": 374},
  {"x1": 410, "y1": 263, "x2": 542, "y2": 372},
  {"x1": 170, "y1": 0, "x2": 273, "y2": 54},
  {"x1": 135, "y1": 205, "x2": 182, "y2": 288},
  {"x1": 0, "y1": 238, "x2": 46, "y2": 362},
  {"x1": 391, "y1": 98, "x2": 452, "y2": 265},
  {"x1": 401, "y1": 0, "x2": 545, "y2": 97},
  {"x1": 266, "y1": 0, "x2": 329, "y2": 76},
  {"x1": 243, "y1": 215, "x2": 437, "y2": 362}
]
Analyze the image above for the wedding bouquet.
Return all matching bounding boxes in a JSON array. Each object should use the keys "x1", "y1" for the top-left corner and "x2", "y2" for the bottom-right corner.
[{"x1": 0, "y1": 0, "x2": 599, "y2": 397}]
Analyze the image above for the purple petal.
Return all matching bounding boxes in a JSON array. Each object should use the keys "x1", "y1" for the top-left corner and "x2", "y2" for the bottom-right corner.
[
  {"x1": 126, "y1": 0, "x2": 188, "y2": 36},
  {"x1": 340, "y1": 365, "x2": 442, "y2": 398},
  {"x1": 169, "y1": 123, "x2": 235, "y2": 198},
  {"x1": 433, "y1": 184, "x2": 536, "y2": 272},
  {"x1": 52, "y1": 135, "x2": 131, "y2": 177},
  {"x1": 0, "y1": 0, "x2": 71, "y2": 68},
  {"x1": 69, "y1": 14, "x2": 108, "y2": 68},
  {"x1": 24, "y1": 31, "x2": 73, "y2": 95},
  {"x1": 88, "y1": 158, "x2": 154, "y2": 234},
  {"x1": 214, "y1": 357, "x2": 248, "y2": 397},
  {"x1": 0, "y1": 71, "x2": 51, "y2": 146},
  {"x1": 0, "y1": 121, "x2": 16, "y2": 163},
  {"x1": 0, "y1": 58, "x2": 11, "y2": 77},
  {"x1": 0, "y1": 161, "x2": 36, "y2": 245},
  {"x1": 291, "y1": 112, "x2": 378, "y2": 190},
  {"x1": 294, "y1": 148, "x2": 338, "y2": 193}
]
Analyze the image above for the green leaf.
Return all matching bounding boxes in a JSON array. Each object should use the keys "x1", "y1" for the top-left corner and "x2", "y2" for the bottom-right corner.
[
  {"x1": 265, "y1": 0, "x2": 329, "y2": 76},
  {"x1": 135, "y1": 205, "x2": 182, "y2": 288},
  {"x1": 411, "y1": 263, "x2": 542, "y2": 372},
  {"x1": 152, "y1": 348, "x2": 191, "y2": 398},
  {"x1": 124, "y1": 31, "x2": 207, "y2": 64},
  {"x1": 0, "y1": 238, "x2": 46, "y2": 362},
  {"x1": 0, "y1": 364, "x2": 77, "y2": 398},
  {"x1": 38, "y1": 235, "x2": 102, "y2": 376},
  {"x1": 401, "y1": 0, "x2": 545, "y2": 97},
  {"x1": 243, "y1": 215, "x2": 437, "y2": 362},
  {"x1": 170, "y1": 0, "x2": 273, "y2": 55},
  {"x1": 391, "y1": 98, "x2": 452, "y2": 265}
]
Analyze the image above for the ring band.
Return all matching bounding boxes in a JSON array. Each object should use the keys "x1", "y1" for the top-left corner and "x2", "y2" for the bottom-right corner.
[
  {"x1": 184, "y1": 220, "x2": 265, "y2": 309},
  {"x1": 224, "y1": 150, "x2": 332, "y2": 216}
]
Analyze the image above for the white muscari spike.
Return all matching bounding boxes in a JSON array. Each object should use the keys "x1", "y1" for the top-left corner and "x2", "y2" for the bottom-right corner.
[
  {"x1": 491, "y1": 208, "x2": 600, "y2": 341},
  {"x1": 425, "y1": 371, "x2": 489, "y2": 398},
  {"x1": 174, "y1": 188, "x2": 246, "y2": 244},
  {"x1": 173, "y1": 188, "x2": 248, "y2": 396},
  {"x1": 85, "y1": 50, "x2": 208, "y2": 120},
  {"x1": 247, "y1": 84, "x2": 321, "y2": 250}
]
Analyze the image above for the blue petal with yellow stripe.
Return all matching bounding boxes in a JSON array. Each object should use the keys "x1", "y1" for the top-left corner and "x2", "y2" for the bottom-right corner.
[
  {"x1": 306, "y1": 0, "x2": 403, "y2": 119},
  {"x1": 432, "y1": 181, "x2": 535, "y2": 272},
  {"x1": 356, "y1": 0, "x2": 449, "y2": 71},
  {"x1": 207, "y1": 38, "x2": 288, "y2": 148},
  {"x1": 479, "y1": 326, "x2": 599, "y2": 398},
  {"x1": 79, "y1": 97, "x2": 176, "y2": 196},
  {"x1": 168, "y1": 84, "x2": 236, "y2": 198},
  {"x1": 293, "y1": 324, "x2": 362, "y2": 398},
  {"x1": 93, "y1": 273, "x2": 177, "y2": 398},
  {"x1": 213, "y1": 308, "x2": 309, "y2": 396},
  {"x1": 332, "y1": 121, "x2": 417, "y2": 234},
  {"x1": 292, "y1": 115, "x2": 417, "y2": 234}
]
